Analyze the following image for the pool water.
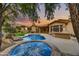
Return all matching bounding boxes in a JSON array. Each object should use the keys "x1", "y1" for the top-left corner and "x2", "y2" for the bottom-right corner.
[
  {"x1": 9, "y1": 41, "x2": 52, "y2": 56},
  {"x1": 22, "y1": 34, "x2": 45, "y2": 41}
]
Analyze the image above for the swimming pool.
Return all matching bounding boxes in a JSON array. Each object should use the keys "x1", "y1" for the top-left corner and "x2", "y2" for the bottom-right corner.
[
  {"x1": 9, "y1": 41, "x2": 52, "y2": 56},
  {"x1": 22, "y1": 34, "x2": 45, "y2": 41}
]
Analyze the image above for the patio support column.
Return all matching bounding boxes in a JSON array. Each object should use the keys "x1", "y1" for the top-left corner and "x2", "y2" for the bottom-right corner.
[
  {"x1": 49, "y1": 25, "x2": 51, "y2": 34},
  {"x1": 39, "y1": 28, "x2": 41, "y2": 33}
]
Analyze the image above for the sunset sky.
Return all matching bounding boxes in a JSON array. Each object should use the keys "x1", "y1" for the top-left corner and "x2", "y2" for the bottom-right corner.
[{"x1": 38, "y1": 3, "x2": 70, "y2": 20}]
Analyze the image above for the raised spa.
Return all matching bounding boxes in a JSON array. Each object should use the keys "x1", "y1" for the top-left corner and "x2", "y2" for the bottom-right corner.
[
  {"x1": 9, "y1": 41, "x2": 52, "y2": 56},
  {"x1": 22, "y1": 34, "x2": 45, "y2": 41}
]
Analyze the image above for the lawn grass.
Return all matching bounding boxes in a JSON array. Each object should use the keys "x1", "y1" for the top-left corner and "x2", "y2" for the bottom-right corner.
[{"x1": 15, "y1": 32, "x2": 29, "y2": 37}]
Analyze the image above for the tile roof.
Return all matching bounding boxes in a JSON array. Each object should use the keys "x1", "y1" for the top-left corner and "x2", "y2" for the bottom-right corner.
[
  {"x1": 15, "y1": 18, "x2": 33, "y2": 27},
  {"x1": 15, "y1": 18, "x2": 69, "y2": 27}
]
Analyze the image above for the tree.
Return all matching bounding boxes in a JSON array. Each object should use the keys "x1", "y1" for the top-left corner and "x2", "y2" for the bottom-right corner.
[
  {"x1": 45, "y1": 3, "x2": 60, "y2": 19},
  {"x1": 0, "y1": 4, "x2": 3, "y2": 49},
  {"x1": 68, "y1": 4, "x2": 79, "y2": 43},
  {"x1": 0, "y1": 4, "x2": 10, "y2": 49},
  {"x1": 0, "y1": 3, "x2": 40, "y2": 49},
  {"x1": 3, "y1": 22, "x2": 16, "y2": 33},
  {"x1": 18, "y1": 3, "x2": 39, "y2": 21}
]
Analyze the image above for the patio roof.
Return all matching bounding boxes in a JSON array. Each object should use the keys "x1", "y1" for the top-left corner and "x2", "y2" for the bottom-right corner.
[{"x1": 34, "y1": 19, "x2": 51, "y2": 27}]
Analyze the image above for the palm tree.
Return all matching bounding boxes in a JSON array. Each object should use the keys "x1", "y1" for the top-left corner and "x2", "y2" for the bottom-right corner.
[
  {"x1": 68, "y1": 3, "x2": 79, "y2": 43},
  {"x1": 18, "y1": 3, "x2": 39, "y2": 21},
  {"x1": 0, "y1": 4, "x2": 10, "y2": 49},
  {"x1": 0, "y1": 3, "x2": 38, "y2": 49},
  {"x1": 45, "y1": 3, "x2": 60, "y2": 19}
]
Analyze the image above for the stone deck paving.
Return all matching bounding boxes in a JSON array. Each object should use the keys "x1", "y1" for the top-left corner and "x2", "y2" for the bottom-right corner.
[
  {"x1": 42, "y1": 34, "x2": 79, "y2": 55},
  {"x1": 0, "y1": 33, "x2": 79, "y2": 56}
]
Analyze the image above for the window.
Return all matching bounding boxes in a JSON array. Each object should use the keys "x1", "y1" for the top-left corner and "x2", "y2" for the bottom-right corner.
[{"x1": 51, "y1": 25, "x2": 63, "y2": 32}]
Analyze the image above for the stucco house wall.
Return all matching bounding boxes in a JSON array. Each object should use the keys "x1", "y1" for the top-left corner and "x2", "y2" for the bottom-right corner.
[
  {"x1": 48, "y1": 20, "x2": 75, "y2": 39},
  {"x1": 49, "y1": 22, "x2": 67, "y2": 33},
  {"x1": 66, "y1": 22, "x2": 75, "y2": 35}
]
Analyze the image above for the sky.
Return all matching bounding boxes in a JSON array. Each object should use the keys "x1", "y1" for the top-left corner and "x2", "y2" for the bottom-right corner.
[{"x1": 37, "y1": 3, "x2": 70, "y2": 20}]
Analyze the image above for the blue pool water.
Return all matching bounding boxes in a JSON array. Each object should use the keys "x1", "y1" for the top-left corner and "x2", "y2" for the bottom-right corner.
[
  {"x1": 9, "y1": 41, "x2": 52, "y2": 56},
  {"x1": 22, "y1": 34, "x2": 45, "y2": 41}
]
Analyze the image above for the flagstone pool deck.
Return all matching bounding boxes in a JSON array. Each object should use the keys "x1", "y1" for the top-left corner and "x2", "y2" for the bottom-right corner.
[
  {"x1": 0, "y1": 33, "x2": 79, "y2": 56},
  {"x1": 42, "y1": 34, "x2": 79, "y2": 55}
]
